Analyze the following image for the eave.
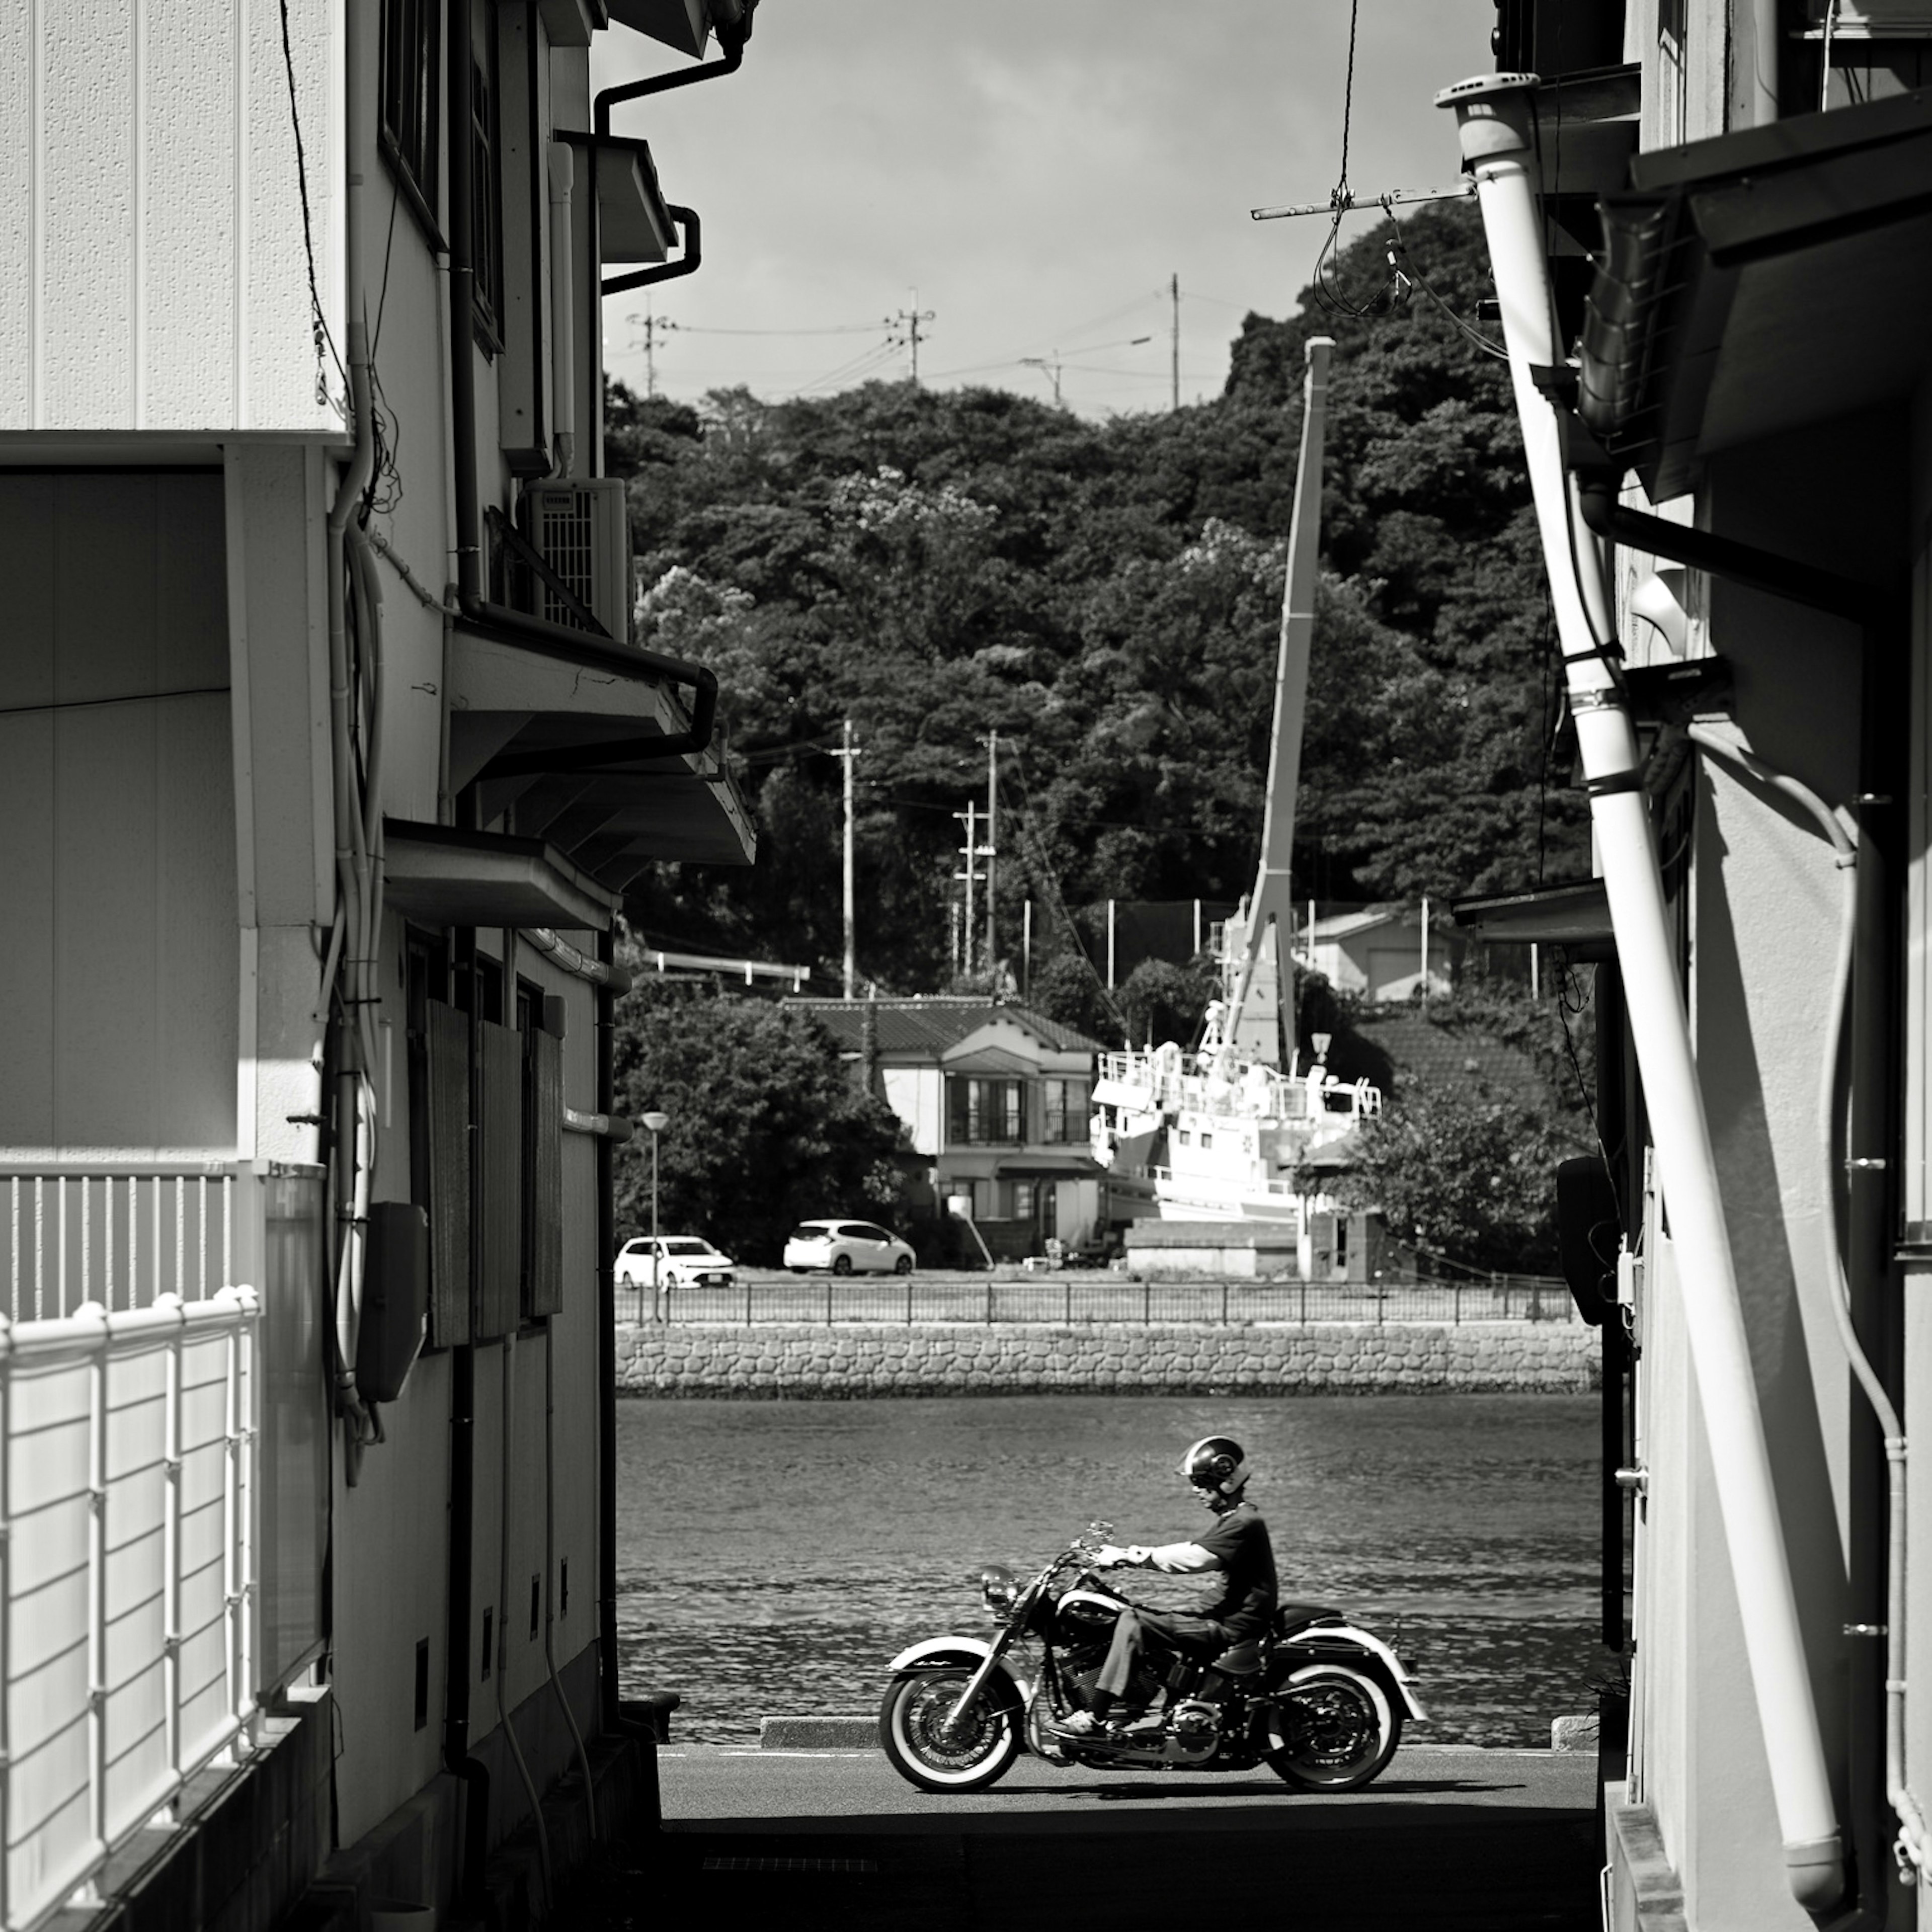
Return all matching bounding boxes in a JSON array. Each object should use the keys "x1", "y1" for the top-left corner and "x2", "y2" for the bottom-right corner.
[
  {"x1": 449, "y1": 616, "x2": 756, "y2": 882},
  {"x1": 384, "y1": 822, "x2": 620, "y2": 933},
  {"x1": 1450, "y1": 878, "x2": 1614, "y2": 956},
  {"x1": 1577, "y1": 87, "x2": 1932, "y2": 500}
]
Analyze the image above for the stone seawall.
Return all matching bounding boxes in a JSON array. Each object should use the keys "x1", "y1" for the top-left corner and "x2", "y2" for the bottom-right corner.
[{"x1": 615, "y1": 1321, "x2": 1598, "y2": 1398}]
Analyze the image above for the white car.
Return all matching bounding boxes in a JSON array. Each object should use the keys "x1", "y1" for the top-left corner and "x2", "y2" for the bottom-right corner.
[
  {"x1": 782, "y1": 1219, "x2": 917, "y2": 1276},
  {"x1": 615, "y1": 1236, "x2": 736, "y2": 1290}
]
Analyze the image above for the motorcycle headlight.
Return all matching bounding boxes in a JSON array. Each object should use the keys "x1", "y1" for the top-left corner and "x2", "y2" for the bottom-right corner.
[{"x1": 979, "y1": 1564, "x2": 1020, "y2": 1625}]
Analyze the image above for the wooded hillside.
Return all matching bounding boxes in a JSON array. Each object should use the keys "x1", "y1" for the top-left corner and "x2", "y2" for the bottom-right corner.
[{"x1": 610, "y1": 203, "x2": 1586, "y2": 1001}]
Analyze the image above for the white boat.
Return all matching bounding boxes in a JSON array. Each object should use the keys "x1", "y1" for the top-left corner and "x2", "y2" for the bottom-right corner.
[{"x1": 1089, "y1": 335, "x2": 1383, "y2": 1228}]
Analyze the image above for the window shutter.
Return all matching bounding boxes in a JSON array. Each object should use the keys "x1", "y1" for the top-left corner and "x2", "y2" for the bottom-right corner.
[
  {"x1": 477, "y1": 1019, "x2": 523, "y2": 1338},
  {"x1": 427, "y1": 1000, "x2": 472, "y2": 1347},
  {"x1": 526, "y1": 1026, "x2": 564, "y2": 1317}
]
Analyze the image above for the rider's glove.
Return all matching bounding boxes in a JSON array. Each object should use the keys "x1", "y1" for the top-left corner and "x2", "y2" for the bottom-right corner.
[{"x1": 1095, "y1": 1545, "x2": 1147, "y2": 1568}]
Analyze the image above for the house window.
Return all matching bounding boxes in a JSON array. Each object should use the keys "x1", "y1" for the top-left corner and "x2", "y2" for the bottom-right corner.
[
  {"x1": 1042, "y1": 1079, "x2": 1087, "y2": 1144},
  {"x1": 470, "y1": 37, "x2": 504, "y2": 345},
  {"x1": 948, "y1": 1077, "x2": 1023, "y2": 1145},
  {"x1": 1013, "y1": 1182, "x2": 1035, "y2": 1220},
  {"x1": 380, "y1": 0, "x2": 441, "y2": 237}
]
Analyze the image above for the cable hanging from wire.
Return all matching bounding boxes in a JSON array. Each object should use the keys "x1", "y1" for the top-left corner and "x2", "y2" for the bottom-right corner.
[{"x1": 1309, "y1": 0, "x2": 1397, "y2": 319}]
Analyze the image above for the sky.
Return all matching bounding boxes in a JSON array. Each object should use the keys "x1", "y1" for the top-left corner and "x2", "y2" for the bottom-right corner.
[{"x1": 591, "y1": 2, "x2": 1502, "y2": 419}]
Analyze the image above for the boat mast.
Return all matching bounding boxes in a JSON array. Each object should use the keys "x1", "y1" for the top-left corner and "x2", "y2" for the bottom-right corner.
[{"x1": 1226, "y1": 334, "x2": 1336, "y2": 1059}]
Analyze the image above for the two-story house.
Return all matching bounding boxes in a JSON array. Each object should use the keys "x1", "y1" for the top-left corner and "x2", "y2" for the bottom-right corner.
[
  {"x1": 787, "y1": 999, "x2": 1112, "y2": 1260},
  {"x1": 0, "y1": 2, "x2": 760, "y2": 1926}
]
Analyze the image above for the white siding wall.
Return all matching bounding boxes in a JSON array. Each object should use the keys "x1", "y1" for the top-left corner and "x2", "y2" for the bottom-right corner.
[
  {"x1": 0, "y1": 0, "x2": 342, "y2": 433},
  {"x1": 0, "y1": 471, "x2": 237, "y2": 1155}
]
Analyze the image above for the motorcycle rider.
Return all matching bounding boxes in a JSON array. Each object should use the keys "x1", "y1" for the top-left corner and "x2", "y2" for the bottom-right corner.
[{"x1": 1054, "y1": 1434, "x2": 1278, "y2": 1737}]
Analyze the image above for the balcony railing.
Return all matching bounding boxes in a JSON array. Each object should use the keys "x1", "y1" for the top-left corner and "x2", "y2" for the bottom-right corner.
[
  {"x1": 3, "y1": 1289, "x2": 260, "y2": 1931},
  {"x1": 3, "y1": 1166, "x2": 241, "y2": 1323}
]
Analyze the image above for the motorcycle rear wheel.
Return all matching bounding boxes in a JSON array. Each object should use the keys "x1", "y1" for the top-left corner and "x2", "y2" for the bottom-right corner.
[
  {"x1": 879, "y1": 1667, "x2": 1023, "y2": 1793},
  {"x1": 1268, "y1": 1665, "x2": 1401, "y2": 1792}
]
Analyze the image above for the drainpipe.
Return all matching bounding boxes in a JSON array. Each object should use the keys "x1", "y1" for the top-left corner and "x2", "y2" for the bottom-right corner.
[
  {"x1": 445, "y1": 0, "x2": 716, "y2": 767},
  {"x1": 444, "y1": 930, "x2": 491, "y2": 1911},
  {"x1": 1436, "y1": 72, "x2": 1844, "y2": 1914},
  {"x1": 547, "y1": 141, "x2": 576, "y2": 481}
]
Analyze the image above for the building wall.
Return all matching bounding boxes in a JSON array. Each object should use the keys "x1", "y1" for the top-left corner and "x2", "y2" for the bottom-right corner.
[
  {"x1": 0, "y1": 0, "x2": 341, "y2": 434},
  {"x1": 0, "y1": 470, "x2": 238, "y2": 1155}
]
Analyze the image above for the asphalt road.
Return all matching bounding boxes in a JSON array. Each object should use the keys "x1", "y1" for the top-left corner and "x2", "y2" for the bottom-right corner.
[{"x1": 608, "y1": 1744, "x2": 1606, "y2": 1931}]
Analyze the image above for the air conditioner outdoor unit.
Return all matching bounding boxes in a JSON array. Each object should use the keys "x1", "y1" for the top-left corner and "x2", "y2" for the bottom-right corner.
[{"x1": 518, "y1": 479, "x2": 631, "y2": 641}]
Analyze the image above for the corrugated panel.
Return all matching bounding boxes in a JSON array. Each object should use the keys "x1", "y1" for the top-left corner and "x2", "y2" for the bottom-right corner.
[
  {"x1": 477, "y1": 1021, "x2": 523, "y2": 1339},
  {"x1": 527, "y1": 1027, "x2": 565, "y2": 1318},
  {"x1": 427, "y1": 1002, "x2": 471, "y2": 1348}
]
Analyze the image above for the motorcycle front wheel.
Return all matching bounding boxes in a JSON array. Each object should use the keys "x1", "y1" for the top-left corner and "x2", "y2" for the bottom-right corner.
[
  {"x1": 1268, "y1": 1665, "x2": 1401, "y2": 1792},
  {"x1": 879, "y1": 1667, "x2": 1023, "y2": 1793}
]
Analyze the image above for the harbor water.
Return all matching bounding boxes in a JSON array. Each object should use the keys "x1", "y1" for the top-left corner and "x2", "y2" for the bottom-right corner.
[{"x1": 614, "y1": 1392, "x2": 1608, "y2": 1747}]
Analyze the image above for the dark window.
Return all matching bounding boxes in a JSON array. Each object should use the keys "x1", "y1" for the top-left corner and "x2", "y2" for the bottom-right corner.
[
  {"x1": 470, "y1": 40, "x2": 504, "y2": 347},
  {"x1": 948, "y1": 1077, "x2": 1024, "y2": 1145},
  {"x1": 379, "y1": 0, "x2": 441, "y2": 236},
  {"x1": 1042, "y1": 1079, "x2": 1087, "y2": 1144}
]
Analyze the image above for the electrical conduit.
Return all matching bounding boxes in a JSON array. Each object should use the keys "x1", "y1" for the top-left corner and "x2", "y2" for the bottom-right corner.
[
  {"x1": 1436, "y1": 73, "x2": 1845, "y2": 1912},
  {"x1": 326, "y1": 321, "x2": 378, "y2": 1476}
]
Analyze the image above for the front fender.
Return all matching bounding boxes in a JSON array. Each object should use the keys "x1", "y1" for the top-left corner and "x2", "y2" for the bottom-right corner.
[{"x1": 886, "y1": 1636, "x2": 1029, "y2": 1700}]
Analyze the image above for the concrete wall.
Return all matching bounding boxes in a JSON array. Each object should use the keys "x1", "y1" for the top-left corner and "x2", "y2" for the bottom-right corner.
[
  {"x1": 616, "y1": 1320, "x2": 1598, "y2": 1398},
  {"x1": 0, "y1": 0, "x2": 341, "y2": 433}
]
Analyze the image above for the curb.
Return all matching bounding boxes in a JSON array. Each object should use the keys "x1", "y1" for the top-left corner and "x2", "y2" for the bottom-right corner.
[
  {"x1": 761, "y1": 1715, "x2": 879, "y2": 1748},
  {"x1": 753, "y1": 1714, "x2": 1600, "y2": 1752}
]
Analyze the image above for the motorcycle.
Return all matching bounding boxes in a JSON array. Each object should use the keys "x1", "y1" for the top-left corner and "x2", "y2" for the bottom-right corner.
[{"x1": 879, "y1": 1522, "x2": 1425, "y2": 1794}]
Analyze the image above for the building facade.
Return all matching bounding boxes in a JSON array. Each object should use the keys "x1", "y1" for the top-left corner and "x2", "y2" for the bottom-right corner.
[
  {"x1": 787, "y1": 998, "x2": 1112, "y2": 1260},
  {"x1": 0, "y1": 2, "x2": 758, "y2": 1924},
  {"x1": 1437, "y1": 3, "x2": 1932, "y2": 1926}
]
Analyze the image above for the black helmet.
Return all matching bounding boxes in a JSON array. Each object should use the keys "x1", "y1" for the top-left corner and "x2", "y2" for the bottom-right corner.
[{"x1": 1178, "y1": 1435, "x2": 1251, "y2": 1499}]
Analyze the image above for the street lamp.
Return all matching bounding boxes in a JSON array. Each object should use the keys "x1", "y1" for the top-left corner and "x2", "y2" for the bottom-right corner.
[{"x1": 641, "y1": 1110, "x2": 670, "y2": 1319}]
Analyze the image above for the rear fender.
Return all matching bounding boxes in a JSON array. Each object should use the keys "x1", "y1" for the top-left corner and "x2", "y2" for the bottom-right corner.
[
  {"x1": 886, "y1": 1637, "x2": 1028, "y2": 1707},
  {"x1": 1279, "y1": 1624, "x2": 1428, "y2": 1722}
]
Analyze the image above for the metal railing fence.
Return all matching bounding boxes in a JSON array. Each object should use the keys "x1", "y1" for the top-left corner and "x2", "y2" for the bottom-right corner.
[
  {"x1": 2, "y1": 1289, "x2": 259, "y2": 1931},
  {"x1": 628, "y1": 1276, "x2": 1579, "y2": 1327},
  {"x1": 3, "y1": 1166, "x2": 240, "y2": 1322}
]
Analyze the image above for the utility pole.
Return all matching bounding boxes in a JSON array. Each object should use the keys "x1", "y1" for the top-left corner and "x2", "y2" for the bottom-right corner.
[
  {"x1": 1170, "y1": 273, "x2": 1180, "y2": 413},
  {"x1": 956, "y1": 800, "x2": 978, "y2": 979},
  {"x1": 954, "y1": 800, "x2": 991, "y2": 983},
  {"x1": 984, "y1": 731, "x2": 998, "y2": 980},
  {"x1": 627, "y1": 304, "x2": 674, "y2": 397},
  {"x1": 1020, "y1": 352, "x2": 1063, "y2": 407},
  {"x1": 886, "y1": 289, "x2": 936, "y2": 384},
  {"x1": 830, "y1": 720, "x2": 860, "y2": 997}
]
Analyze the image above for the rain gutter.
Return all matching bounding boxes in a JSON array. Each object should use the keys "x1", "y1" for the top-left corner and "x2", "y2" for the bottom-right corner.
[{"x1": 1437, "y1": 71, "x2": 1845, "y2": 1916}]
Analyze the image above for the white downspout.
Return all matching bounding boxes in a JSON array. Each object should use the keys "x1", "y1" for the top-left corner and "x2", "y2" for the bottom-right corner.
[
  {"x1": 547, "y1": 143, "x2": 576, "y2": 480},
  {"x1": 1436, "y1": 74, "x2": 1844, "y2": 1914}
]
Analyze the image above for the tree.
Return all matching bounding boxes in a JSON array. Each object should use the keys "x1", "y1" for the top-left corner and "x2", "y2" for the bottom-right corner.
[
  {"x1": 1306, "y1": 980, "x2": 1598, "y2": 1272},
  {"x1": 607, "y1": 197, "x2": 1588, "y2": 990},
  {"x1": 611, "y1": 980, "x2": 907, "y2": 1262}
]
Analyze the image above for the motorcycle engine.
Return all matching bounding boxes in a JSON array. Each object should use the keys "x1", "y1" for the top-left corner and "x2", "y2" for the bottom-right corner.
[{"x1": 1165, "y1": 1699, "x2": 1221, "y2": 1763}]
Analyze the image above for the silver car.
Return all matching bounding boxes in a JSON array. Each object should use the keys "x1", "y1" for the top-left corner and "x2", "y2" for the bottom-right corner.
[{"x1": 782, "y1": 1219, "x2": 916, "y2": 1276}]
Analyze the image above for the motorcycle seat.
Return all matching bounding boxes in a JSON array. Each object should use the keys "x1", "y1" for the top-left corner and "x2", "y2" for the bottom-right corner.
[{"x1": 1273, "y1": 1602, "x2": 1346, "y2": 1637}]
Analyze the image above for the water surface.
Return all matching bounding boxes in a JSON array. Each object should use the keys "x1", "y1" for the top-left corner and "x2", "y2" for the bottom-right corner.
[{"x1": 614, "y1": 1393, "x2": 1607, "y2": 1746}]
